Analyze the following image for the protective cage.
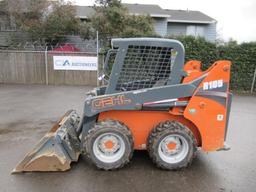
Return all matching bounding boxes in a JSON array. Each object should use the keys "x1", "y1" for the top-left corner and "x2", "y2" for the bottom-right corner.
[
  {"x1": 104, "y1": 38, "x2": 185, "y2": 94},
  {"x1": 116, "y1": 45, "x2": 173, "y2": 91}
]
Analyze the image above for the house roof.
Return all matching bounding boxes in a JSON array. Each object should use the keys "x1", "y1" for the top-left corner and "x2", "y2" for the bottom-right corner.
[
  {"x1": 75, "y1": 3, "x2": 216, "y2": 24},
  {"x1": 165, "y1": 9, "x2": 216, "y2": 24},
  {"x1": 123, "y1": 3, "x2": 170, "y2": 18}
]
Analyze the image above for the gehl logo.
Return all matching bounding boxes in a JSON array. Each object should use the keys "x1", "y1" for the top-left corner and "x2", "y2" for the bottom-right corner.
[{"x1": 92, "y1": 95, "x2": 132, "y2": 109}]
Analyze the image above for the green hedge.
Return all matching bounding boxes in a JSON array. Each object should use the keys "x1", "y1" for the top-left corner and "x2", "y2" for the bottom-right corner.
[{"x1": 174, "y1": 36, "x2": 256, "y2": 92}]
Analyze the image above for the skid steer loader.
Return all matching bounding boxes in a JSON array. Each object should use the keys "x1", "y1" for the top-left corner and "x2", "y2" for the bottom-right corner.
[{"x1": 13, "y1": 38, "x2": 232, "y2": 172}]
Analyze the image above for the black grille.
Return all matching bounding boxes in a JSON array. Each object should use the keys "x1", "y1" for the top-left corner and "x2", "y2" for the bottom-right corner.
[{"x1": 115, "y1": 45, "x2": 173, "y2": 91}]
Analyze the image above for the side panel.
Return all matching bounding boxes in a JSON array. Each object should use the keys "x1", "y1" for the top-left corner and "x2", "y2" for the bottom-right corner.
[
  {"x1": 98, "y1": 111, "x2": 201, "y2": 150},
  {"x1": 183, "y1": 60, "x2": 231, "y2": 151},
  {"x1": 83, "y1": 77, "x2": 204, "y2": 117}
]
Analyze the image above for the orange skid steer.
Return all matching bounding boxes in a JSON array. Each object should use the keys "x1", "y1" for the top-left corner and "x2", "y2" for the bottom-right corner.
[{"x1": 13, "y1": 38, "x2": 232, "y2": 172}]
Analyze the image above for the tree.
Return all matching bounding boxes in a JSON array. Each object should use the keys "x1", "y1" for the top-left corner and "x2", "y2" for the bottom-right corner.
[
  {"x1": 90, "y1": 0, "x2": 127, "y2": 40},
  {"x1": 9, "y1": 0, "x2": 79, "y2": 43},
  {"x1": 5, "y1": 0, "x2": 155, "y2": 46},
  {"x1": 0, "y1": 0, "x2": 8, "y2": 13},
  {"x1": 82, "y1": 0, "x2": 156, "y2": 42},
  {"x1": 123, "y1": 15, "x2": 156, "y2": 37},
  {"x1": 42, "y1": 1, "x2": 79, "y2": 43}
]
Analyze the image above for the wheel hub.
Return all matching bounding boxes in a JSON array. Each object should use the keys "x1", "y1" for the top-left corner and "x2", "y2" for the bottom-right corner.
[
  {"x1": 167, "y1": 142, "x2": 177, "y2": 151},
  {"x1": 93, "y1": 132, "x2": 125, "y2": 163},
  {"x1": 98, "y1": 135, "x2": 120, "y2": 154},
  {"x1": 161, "y1": 136, "x2": 181, "y2": 155},
  {"x1": 104, "y1": 140, "x2": 114, "y2": 149},
  {"x1": 158, "y1": 134, "x2": 189, "y2": 164}
]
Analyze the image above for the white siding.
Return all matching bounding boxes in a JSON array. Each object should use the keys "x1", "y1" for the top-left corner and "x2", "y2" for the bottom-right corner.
[
  {"x1": 167, "y1": 23, "x2": 187, "y2": 36},
  {"x1": 153, "y1": 18, "x2": 167, "y2": 36},
  {"x1": 205, "y1": 22, "x2": 217, "y2": 42}
]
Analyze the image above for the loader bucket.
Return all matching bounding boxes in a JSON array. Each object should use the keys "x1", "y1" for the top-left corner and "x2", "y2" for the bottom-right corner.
[{"x1": 12, "y1": 110, "x2": 81, "y2": 173}]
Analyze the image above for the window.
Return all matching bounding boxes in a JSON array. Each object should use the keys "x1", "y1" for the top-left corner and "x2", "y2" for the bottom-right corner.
[
  {"x1": 186, "y1": 25, "x2": 205, "y2": 37},
  {"x1": 196, "y1": 26, "x2": 205, "y2": 37},
  {"x1": 186, "y1": 25, "x2": 196, "y2": 36}
]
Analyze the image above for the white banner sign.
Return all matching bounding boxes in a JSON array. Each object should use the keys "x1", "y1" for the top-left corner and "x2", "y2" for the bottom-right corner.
[{"x1": 53, "y1": 56, "x2": 98, "y2": 71}]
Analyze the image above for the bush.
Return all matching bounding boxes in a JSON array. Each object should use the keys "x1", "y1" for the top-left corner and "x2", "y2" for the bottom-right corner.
[
  {"x1": 174, "y1": 36, "x2": 217, "y2": 70},
  {"x1": 218, "y1": 42, "x2": 256, "y2": 91},
  {"x1": 169, "y1": 36, "x2": 256, "y2": 92}
]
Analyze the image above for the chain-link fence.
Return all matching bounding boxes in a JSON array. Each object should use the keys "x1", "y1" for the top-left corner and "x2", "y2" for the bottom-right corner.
[
  {"x1": 0, "y1": 38, "x2": 98, "y2": 52},
  {"x1": 0, "y1": 33, "x2": 106, "y2": 86}
]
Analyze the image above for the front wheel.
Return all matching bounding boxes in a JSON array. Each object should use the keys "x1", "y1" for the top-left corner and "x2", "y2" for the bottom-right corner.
[
  {"x1": 147, "y1": 121, "x2": 197, "y2": 170},
  {"x1": 83, "y1": 120, "x2": 133, "y2": 170}
]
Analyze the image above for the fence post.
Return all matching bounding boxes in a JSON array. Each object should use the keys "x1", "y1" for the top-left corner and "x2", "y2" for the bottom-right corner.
[
  {"x1": 251, "y1": 67, "x2": 256, "y2": 94},
  {"x1": 96, "y1": 31, "x2": 99, "y2": 86},
  {"x1": 45, "y1": 47, "x2": 49, "y2": 85},
  {"x1": 102, "y1": 53, "x2": 105, "y2": 85}
]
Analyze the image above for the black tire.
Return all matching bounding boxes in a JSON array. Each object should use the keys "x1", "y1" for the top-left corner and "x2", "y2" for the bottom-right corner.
[
  {"x1": 83, "y1": 120, "x2": 133, "y2": 170},
  {"x1": 147, "y1": 121, "x2": 197, "y2": 170}
]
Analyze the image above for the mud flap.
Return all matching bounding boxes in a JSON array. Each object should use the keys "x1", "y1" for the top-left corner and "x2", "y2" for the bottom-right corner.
[{"x1": 12, "y1": 110, "x2": 81, "y2": 173}]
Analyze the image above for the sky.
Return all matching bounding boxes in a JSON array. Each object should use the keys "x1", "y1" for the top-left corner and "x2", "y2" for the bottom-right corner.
[{"x1": 72, "y1": 0, "x2": 256, "y2": 42}]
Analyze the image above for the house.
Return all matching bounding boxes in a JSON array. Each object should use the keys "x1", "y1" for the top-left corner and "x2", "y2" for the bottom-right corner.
[
  {"x1": 76, "y1": 3, "x2": 217, "y2": 42},
  {"x1": 0, "y1": 2, "x2": 217, "y2": 47}
]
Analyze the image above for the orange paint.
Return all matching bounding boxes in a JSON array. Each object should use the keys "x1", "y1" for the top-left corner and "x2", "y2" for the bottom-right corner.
[
  {"x1": 184, "y1": 60, "x2": 231, "y2": 151},
  {"x1": 104, "y1": 140, "x2": 114, "y2": 149},
  {"x1": 98, "y1": 110, "x2": 201, "y2": 150},
  {"x1": 98, "y1": 60, "x2": 231, "y2": 152},
  {"x1": 183, "y1": 60, "x2": 203, "y2": 83}
]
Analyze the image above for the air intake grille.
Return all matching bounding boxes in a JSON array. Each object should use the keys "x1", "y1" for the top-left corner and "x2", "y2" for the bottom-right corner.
[{"x1": 115, "y1": 45, "x2": 173, "y2": 91}]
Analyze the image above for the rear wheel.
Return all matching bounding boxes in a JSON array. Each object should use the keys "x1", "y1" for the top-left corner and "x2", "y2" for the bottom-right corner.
[
  {"x1": 84, "y1": 120, "x2": 133, "y2": 170},
  {"x1": 147, "y1": 121, "x2": 197, "y2": 170}
]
